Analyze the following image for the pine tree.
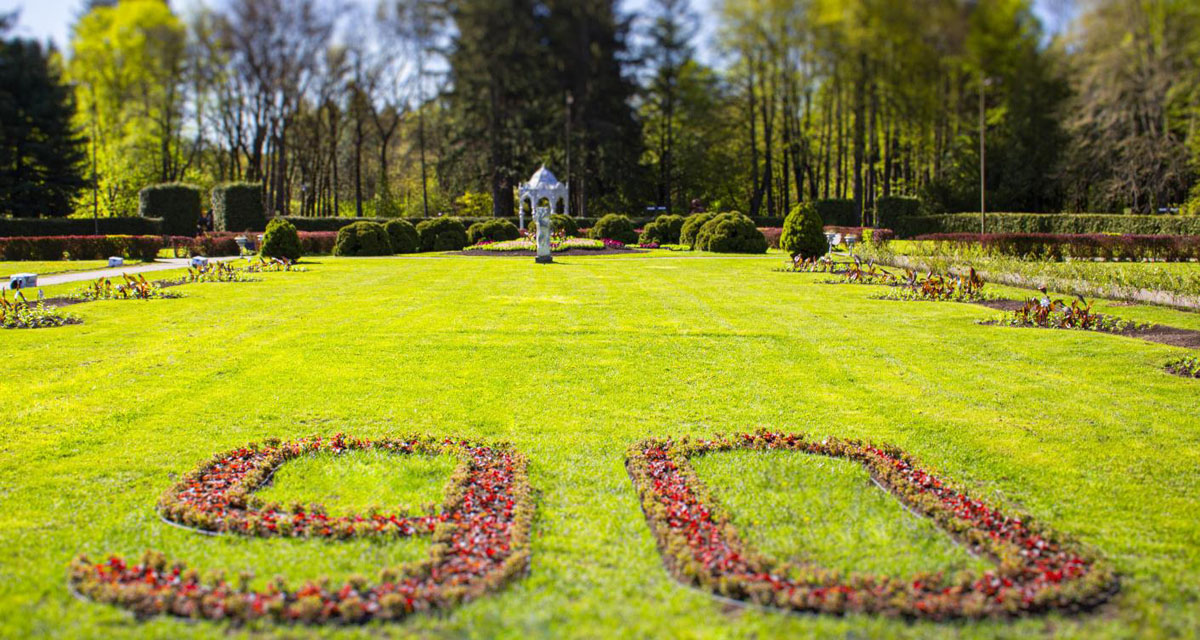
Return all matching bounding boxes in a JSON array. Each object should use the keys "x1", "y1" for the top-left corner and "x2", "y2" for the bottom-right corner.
[{"x1": 0, "y1": 35, "x2": 87, "y2": 217}]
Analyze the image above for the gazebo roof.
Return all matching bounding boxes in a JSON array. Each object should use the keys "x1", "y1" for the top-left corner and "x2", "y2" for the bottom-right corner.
[{"x1": 526, "y1": 165, "x2": 562, "y2": 188}]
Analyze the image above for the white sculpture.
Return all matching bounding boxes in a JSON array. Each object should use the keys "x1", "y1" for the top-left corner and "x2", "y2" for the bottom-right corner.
[
  {"x1": 517, "y1": 165, "x2": 568, "y2": 230},
  {"x1": 534, "y1": 207, "x2": 553, "y2": 264}
]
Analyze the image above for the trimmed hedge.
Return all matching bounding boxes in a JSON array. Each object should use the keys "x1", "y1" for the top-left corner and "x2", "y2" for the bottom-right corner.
[
  {"x1": 416, "y1": 217, "x2": 468, "y2": 252},
  {"x1": 0, "y1": 217, "x2": 163, "y2": 237},
  {"x1": 526, "y1": 213, "x2": 579, "y2": 237},
  {"x1": 0, "y1": 235, "x2": 163, "y2": 261},
  {"x1": 279, "y1": 214, "x2": 786, "y2": 234},
  {"x1": 639, "y1": 214, "x2": 686, "y2": 245},
  {"x1": 780, "y1": 202, "x2": 826, "y2": 258},
  {"x1": 588, "y1": 214, "x2": 638, "y2": 244},
  {"x1": 815, "y1": 199, "x2": 858, "y2": 227},
  {"x1": 694, "y1": 212, "x2": 768, "y2": 254},
  {"x1": 897, "y1": 213, "x2": 1200, "y2": 238},
  {"x1": 912, "y1": 232, "x2": 1200, "y2": 262},
  {"x1": 680, "y1": 212, "x2": 716, "y2": 248},
  {"x1": 334, "y1": 221, "x2": 392, "y2": 256},
  {"x1": 212, "y1": 183, "x2": 266, "y2": 232},
  {"x1": 875, "y1": 196, "x2": 922, "y2": 229},
  {"x1": 259, "y1": 218, "x2": 301, "y2": 261},
  {"x1": 467, "y1": 219, "x2": 521, "y2": 245},
  {"x1": 299, "y1": 232, "x2": 337, "y2": 256},
  {"x1": 139, "y1": 183, "x2": 202, "y2": 236},
  {"x1": 384, "y1": 219, "x2": 419, "y2": 254}
]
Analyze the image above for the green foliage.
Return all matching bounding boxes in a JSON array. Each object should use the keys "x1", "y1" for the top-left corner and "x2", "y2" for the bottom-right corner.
[
  {"x1": 680, "y1": 212, "x2": 715, "y2": 248},
  {"x1": 456, "y1": 191, "x2": 494, "y2": 218},
  {"x1": 212, "y1": 183, "x2": 266, "y2": 232},
  {"x1": 639, "y1": 214, "x2": 686, "y2": 244},
  {"x1": 0, "y1": 36, "x2": 87, "y2": 217},
  {"x1": 897, "y1": 213, "x2": 1200, "y2": 237},
  {"x1": 259, "y1": 218, "x2": 301, "y2": 262},
  {"x1": 779, "y1": 202, "x2": 826, "y2": 259},
  {"x1": 138, "y1": 183, "x2": 201, "y2": 236},
  {"x1": 467, "y1": 219, "x2": 520, "y2": 245},
  {"x1": 874, "y1": 197, "x2": 923, "y2": 229},
  {"x1": 694, "y1": 212, "x2": 768, "y2": 254},
  {"x1": 815, "y1": 199, "x2": 858, "y2": 227},
  {"x1": 588, "y1": 214, "x2": 638, "y2": 244},
  {"x1": 0, "y1": 217, "x2": 162, "y2": 236},
  {"x1": 527, "y1": 214, "x2": 579, "y2": 237},
  {"x1": 333, "y1": 221, "x2": 392, "y2": 257},
  {"x1": 384, "y1": 219, "x2": 419, "y2": 254},
  {"x1": 415, "y1": 217, "x2": 468, "y2": 252}
]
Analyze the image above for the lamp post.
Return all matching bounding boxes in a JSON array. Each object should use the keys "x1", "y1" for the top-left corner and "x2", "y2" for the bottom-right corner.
[
  {"x1": 565, "y1": 91, "x2": 573, "y2": 215},
  {"x1": 979, "y1": 76, "x2": 995, "y2": 235}
]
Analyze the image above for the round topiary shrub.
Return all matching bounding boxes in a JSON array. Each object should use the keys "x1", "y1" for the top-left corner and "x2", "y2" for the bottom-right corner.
[
  {"x1": 415, "y1": 217, "x2": 468, "y2": 252},
  {"x1": 334, "y1": 221, "x2": 392, "y2": 256},
  {"x1": 259, "y1": 218, "x2": 302, "y2": 261},
  {"x1": 385, "y1": 219, "x2": 419, "y2": 254},
  {"x1": 526, "y1": 214, "x2": 579, "y2": 237},
  {"x1": 779, "y1": 202, "x2": 827, "y2": 259},
  {"x1": 139, "y1": 183, "x2": 202, "y2": 236},
  {"x1": 467, "y1": 219, "x2": 521, "y2": 245},
  {"x1": 695, "y1": 212, "x2": 768, "y2": 254},
  {"x1": 588, "y1": 214, "x2": 637, "y2": 244},
  {"x1": 680, "y1": 212, "x2": 716, "y2": 248},
  {"x1": 639, "y1": 214, "x2": 686, "y2": 245}
]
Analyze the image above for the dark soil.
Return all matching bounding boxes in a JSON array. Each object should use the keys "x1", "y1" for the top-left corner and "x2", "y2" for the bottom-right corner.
[
  {"x1": 1164, "y1": 363, "x2": 1200, "y2": 379},
  {"x1": 974, "y1": 300, "x2": 1200, "y2": 349},
  {"x1": 453, "y1": 248, "x2": 645, "y2": 257}
]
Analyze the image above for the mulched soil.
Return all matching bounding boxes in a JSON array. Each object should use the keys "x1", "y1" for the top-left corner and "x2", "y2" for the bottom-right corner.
[{"x1": 974, "y1": 299, "x2": 1200, "y2": 350}]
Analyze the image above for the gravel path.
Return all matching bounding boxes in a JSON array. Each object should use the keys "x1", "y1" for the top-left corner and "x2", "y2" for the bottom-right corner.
[{"x1": 3, "y1": 257, "x2": 238, "y2": 290}]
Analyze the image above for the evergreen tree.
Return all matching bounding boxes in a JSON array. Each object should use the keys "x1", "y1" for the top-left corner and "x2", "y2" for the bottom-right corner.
[{"x1": 0, "y1": 34, "x2": 87, "y2": 217}]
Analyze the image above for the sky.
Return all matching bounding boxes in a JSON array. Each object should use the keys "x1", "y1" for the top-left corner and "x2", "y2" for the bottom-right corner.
[{"x1": 1, "y1": 0, "x2": 1070, "y2": 58}]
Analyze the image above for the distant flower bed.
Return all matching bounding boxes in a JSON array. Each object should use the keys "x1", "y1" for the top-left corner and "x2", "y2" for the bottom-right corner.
[
  {"x1": 70, "y1": 434, "x2": 533, "y2": 624},
  {"x1": 627, "y1": 432, "x2": 1117, "y2": 619},
  {"x1": 469, "y1": 237, "x2": 612, "y2": 252},
  {"x1": 70, "y1": 274, "x2": 182, "y2": 302},
  {"x1": 0, "y1": 292, "x2": 78, "y2": 329},
  {"x1": 985, "y1": 295, "x2": 1147, "y2": 333},
  {"x1": 1165, "y1": 356, "x2": 1200, "y2": 378}
]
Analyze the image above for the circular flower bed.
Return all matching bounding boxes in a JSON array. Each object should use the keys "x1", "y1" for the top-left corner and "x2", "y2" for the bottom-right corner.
[
  {"x1": 70, "y1": 434, "x2": 533, "y2": 624},
  {"x1": 626, "y1": 432, "x2": 1116, "y2": 619}
]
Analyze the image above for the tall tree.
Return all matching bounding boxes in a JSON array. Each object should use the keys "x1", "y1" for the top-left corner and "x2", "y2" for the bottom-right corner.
[
  {"x1": 642, "y1": 0, "x2": 699, "y2": 214},
  {"x1": 0, "y1": 27, "x2": 87, "y2": 217}
]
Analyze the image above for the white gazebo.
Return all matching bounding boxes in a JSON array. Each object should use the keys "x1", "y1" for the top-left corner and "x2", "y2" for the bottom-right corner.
[{"x1": 517, "y1": 165, "x2": 569, "y2": 229}]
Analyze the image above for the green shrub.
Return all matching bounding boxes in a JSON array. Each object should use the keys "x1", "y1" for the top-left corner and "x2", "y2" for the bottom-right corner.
[
  {"x1": 259, "y1": 218, "x2": 302, "y2": 261},
  {"x1": 139, "y1": 183, "x2": 202, "y2": 236},
  {"x1": 384, "y1": 219, "x2": 419, "y2": 254},
  {"x1": 695, "y1": 212, "x2": 768, "y2": 254},
  {"x1": 895, "y1": 213, "x2": 1200, "y2": 238},
  {"x1": 815, "y1": 199, "x2": 858, "y2": 227},
  {"x1": 467, "y1": 219, "x2": 521, "y2": 245},
  {"x1": 639, "y1": 214, "x2": 686, "y2": 244},
  {"x1": 415, "y1": 217, "x2": 468, "y2": 252},
  {"x1": 333, "y1": 221, "x2": 392, "y2": 256},
  {"x1": 875, "y1": 196, "x2": 923, "y2": 229},
  {"x1": 680, "y1": 213, "x2": 716, "y2": 248},
  {"x1": 212, "y1": 183, "x2": 266, "y2": 232},
  {"x1": 527, "y1": 214, "x2": 579, "y2": 237},
  {"x1": 779, "y1": 202, "x2": 826, "y2": 258},
  {"x1": 588, "y1": 214, "x2": 638, "y2": 244}
]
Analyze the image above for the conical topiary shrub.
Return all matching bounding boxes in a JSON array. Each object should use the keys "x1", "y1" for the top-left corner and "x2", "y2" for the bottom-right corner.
[{"x1": 779, "y1": 202, "x2": 827, "y2": 259}]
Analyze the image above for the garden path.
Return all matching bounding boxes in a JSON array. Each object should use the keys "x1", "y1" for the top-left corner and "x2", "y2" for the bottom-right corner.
[{"x1": 10, "y1": 257, "x2": 238, "y2": 289}]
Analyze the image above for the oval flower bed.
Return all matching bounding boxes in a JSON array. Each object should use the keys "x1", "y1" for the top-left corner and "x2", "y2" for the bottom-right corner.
[
  {"x1": 70, "y1": 434, "x2": 533, "y2": 624},
  {"x1": 626, "y1": 431, "x2": 1116, "y2": 619},
  {"x1": 1165, "y1": 355, "x2": 1199, "y2": 379}
]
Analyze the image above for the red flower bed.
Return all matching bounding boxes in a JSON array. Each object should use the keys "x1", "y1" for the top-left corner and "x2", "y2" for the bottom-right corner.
[
  {"x1": 70, "y1": 434, "x2": 533, "y2": 624},
  {"x1": 627, "y1": 432, "x2": 1116, "y2": 619}
]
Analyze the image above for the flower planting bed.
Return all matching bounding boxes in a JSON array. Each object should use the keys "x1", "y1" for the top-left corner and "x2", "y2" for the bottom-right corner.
[
  {"x1": 976, "y1": 298, "x2": 1200, "y2": 349},
  {"x1": 0, "y1": 293, "x2": 79, "y2": 329},
  {"x1": 1164, "y1": 356, "x2": 1200, "y2": 378},
  {"x1": 69, "y1": 434, "x2": 532, "y2": 624},
  {"x1": 456, "y1": 237, "x2": 643, "y2": 256},
  {"x1": 626, "y1": 432, "x2": 1116, "y2": 620}
]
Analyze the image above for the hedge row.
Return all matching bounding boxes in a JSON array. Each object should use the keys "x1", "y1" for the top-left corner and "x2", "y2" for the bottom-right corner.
[
  {"x1": 167, "y1": 232, "x2": 338, "y2": 258},
  {"x1": 0, "y1": 217, "x2": 163, "y2": 238},
  {"x1": 912, "y1": 233, "x2": 1200, "y2": 262},
  {"x1": 898, "y1": 213, "x2": 1200, "y2": 238},
  {"x1": 283, "y1": 214, "x2": 788, "y2": 234},
  {"x1": 139, "y1": 184, "x2": 202, "y2": 236},
  {"x1": 0, "y1": 235, "x2": 163, "y2": 261}
]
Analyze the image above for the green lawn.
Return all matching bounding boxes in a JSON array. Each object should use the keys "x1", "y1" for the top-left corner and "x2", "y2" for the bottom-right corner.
[
  {"x1": 0, "y1": 260, "x2": 116, "y2": 280},
  {"x1": 1, "y1": 254, "x2": 1197, "y2": 638}
]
